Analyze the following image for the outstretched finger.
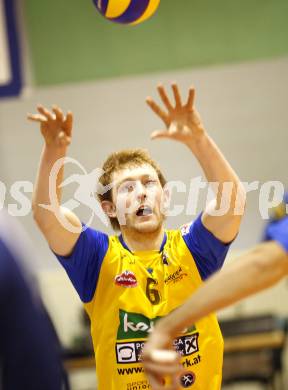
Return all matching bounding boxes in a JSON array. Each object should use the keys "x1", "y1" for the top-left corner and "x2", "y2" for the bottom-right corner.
[
  {"x1": 146, "y1": 97, "x2": 170, "y2": 127},
  {"x1": 186, "y1": 87, "x2": 195, "y2": 110},
  {"x1": 37, "y1": 105, "x2": 55, "y2": 121},
  {"x1": 157, "y1": 84, "x2": 173, "y2": 111},
  {"x1": 52, "y1": 105, "x2": 64, "y2": 123},
  {"x1": 63, "y1": 111, "x2": 73, "y2": 135},
  {"x1": 171, "y1": 83, "x2": 182, "y2": 108},
  {"x1": 27, "y1": 113, "x2": 47, "y2": 123}
]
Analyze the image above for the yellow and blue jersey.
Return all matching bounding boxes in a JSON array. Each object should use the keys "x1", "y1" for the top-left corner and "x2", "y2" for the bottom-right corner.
[{"x1": 56, "y1": 214, "x2": 231, "y2": 390}]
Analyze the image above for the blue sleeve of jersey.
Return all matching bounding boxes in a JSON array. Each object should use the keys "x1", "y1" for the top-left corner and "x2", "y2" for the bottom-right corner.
[
  {"x1": 55, "y1": 226, "x2": 109, "y2": 303},
  {"x1": 264, "y1": 216, "x2": 288, "y2": 253},
  {"x1": 182, "y1": 214, "x2": 231, "y2": 280}
]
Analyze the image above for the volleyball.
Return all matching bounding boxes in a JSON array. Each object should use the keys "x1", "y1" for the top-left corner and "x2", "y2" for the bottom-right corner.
[{"x1": 92, "y1": 0, "x2": 161, "y2": 25}]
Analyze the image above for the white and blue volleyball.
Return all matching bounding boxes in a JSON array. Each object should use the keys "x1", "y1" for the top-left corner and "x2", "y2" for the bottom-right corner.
[{"x1": 93, "y1": 0, "x2": 160, "y2": 25}]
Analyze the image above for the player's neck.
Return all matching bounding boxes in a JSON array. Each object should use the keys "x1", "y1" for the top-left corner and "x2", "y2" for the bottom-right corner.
[{"x1": 120, "y1": 226, "x2": 165, "y2": 252}]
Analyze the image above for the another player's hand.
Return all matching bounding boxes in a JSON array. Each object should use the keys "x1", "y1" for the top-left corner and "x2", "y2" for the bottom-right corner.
[
  {"x1": 142, "y1": 330, "x2": 182, "y2": 390},
  {"x1": 146, "y1": 83, "x2": 205, "y2": 145},
  {"x1": 27, "y1": 105, "x2": 73, "y2": 148}
]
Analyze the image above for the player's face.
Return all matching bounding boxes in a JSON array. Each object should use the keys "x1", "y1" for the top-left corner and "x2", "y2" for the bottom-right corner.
[{"x1": 111, "y1": 164, "x2": 166, "y2": 233}]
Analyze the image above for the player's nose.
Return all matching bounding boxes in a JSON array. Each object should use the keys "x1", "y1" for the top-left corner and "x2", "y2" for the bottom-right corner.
[{"x1": 136, "y1": 182, "x2": 147, "y2": 201}]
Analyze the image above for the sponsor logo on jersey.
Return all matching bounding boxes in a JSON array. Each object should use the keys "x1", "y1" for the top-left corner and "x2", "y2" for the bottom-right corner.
[
  {"x1": 173, "y1": 333, "x2": 199, "y2": 357},
  {"x1": 117, "y1": 310, "x2": 158, "y2": 340},
  {"x1": 180, "y1": 371, "x2": 196, "y2": 388},
  {"x1": 164, "y1": 266, "x2": 188, "y2": 285},
  {"x1": 115, "y1": 270, "x2": 138, "y2": 288},
  {"x1": 116, "y1": 310, "x2": 199, "y2": 364},
  {"x1": 118, "y1": 310, "x2": 196, "y2": 341},
  {"x1": 182, "y1": 355, "x2": 201, "y2": 368},
  {"x1": 115, "y1": 336, "x2": 199, "y2": 365},
  {"x1": 116, "y1": 341, "x2": 144, "y2": 364},
  {"x1": 126, "y1": 380, "x2": 151, "y2": 389},
  {"x1": 180, "y1": 223, "x2": 192, "y2": 236},
  {"x1": 116, "y1": 343, "x2": 137, "y2": 363},
  {"x1": 117, "y1": 365, "x2": 145, "y2": 376}
]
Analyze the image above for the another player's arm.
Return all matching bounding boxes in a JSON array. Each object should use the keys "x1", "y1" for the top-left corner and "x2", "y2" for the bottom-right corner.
[
  {"x1": 154, "y1": 242, "x2": 288, "y2": 339},
  {"x1": 29, "y1": 105, "x2": 81, "y2": 256},
  {"x1": 143, "y1": 241, "x2": 288, "y2": 389},
  {"x1": 146, "y1": 83, "x2": 246, "y2": 243}
]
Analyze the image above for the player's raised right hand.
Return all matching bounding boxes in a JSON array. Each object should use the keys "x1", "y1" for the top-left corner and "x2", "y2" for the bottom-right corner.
[{"x1": 27, "y1": 105, "x2": 73, "y2": 148}]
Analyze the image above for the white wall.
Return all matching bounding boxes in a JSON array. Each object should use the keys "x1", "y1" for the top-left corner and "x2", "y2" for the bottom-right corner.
[{"x1": 1, "y1": 57, "x2": 287, "y2": 269}]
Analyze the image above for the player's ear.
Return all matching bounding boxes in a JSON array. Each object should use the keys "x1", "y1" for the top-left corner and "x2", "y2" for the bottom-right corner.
[{"x1": 101, "y1": 201, "x2": 117, "y2": 218}]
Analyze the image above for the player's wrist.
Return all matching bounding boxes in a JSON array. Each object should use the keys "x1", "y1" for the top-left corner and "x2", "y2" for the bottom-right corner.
[
  {"x1": 185, "y1": 130, "x2": 209, "y2": 153},
  {"x1": 44, "y1": 142, "x2": 68, "y2": 157},
  {"x1": 155, "y1": 318, "x2": 180, "y2": 340}
]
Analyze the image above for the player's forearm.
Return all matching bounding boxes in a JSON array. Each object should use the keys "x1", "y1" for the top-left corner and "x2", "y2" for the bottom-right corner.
[
  {"x1": 157, "y1": 242, "x2": 288, "y2": 339},
  {"x1": 186, "y1": 133, "x2": 245, "y2": 214},
  {"x1": 32, "y1": 144, "x2": 67, "y2": 230}
]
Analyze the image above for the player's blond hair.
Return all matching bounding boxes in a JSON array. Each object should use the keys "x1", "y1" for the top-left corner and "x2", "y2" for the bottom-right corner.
[{"x1": 98, "y1": 149, "x2": 167, "y2": 230}]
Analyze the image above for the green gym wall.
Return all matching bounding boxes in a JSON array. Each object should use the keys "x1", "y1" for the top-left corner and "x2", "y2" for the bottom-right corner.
[{"x1": 25, "y1": 0, "x2": 288, "y2": 86}]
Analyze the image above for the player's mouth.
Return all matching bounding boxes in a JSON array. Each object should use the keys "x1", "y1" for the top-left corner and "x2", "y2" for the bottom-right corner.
[{"x1": 135, "y1": 205, "x2": 153, "y2": 217}]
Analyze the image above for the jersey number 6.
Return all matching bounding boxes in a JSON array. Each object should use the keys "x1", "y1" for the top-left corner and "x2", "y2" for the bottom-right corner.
[{"x1": 146, "y1": 278, "x2": 161, "y2": 305}]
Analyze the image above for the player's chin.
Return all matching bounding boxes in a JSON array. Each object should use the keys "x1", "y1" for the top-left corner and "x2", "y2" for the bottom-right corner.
[{"x1": 134, "y1": 218, "x2": 162, "y2": 233}]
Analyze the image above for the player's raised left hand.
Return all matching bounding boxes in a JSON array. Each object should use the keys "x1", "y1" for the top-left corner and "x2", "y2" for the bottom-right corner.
[{"x1": 146, "y1": 83, "x2": 205, "y2": 145}]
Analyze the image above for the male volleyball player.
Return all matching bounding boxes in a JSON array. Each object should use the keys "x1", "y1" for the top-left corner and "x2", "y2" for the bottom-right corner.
[
  {"x1": 29, "y1": 83, "x2": 246, "y2": 390},
  {"x1": 143, "y1": 216, "x2": 288, "y2": 390}
]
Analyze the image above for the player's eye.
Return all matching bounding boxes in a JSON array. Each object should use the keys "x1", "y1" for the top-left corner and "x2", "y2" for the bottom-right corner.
[
  {"x1": 127, "y1": 184, "x2": 135, "y2": 192},
  {"x1": 119, "y1": 182, "x2": 135, "y2": 193}
]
